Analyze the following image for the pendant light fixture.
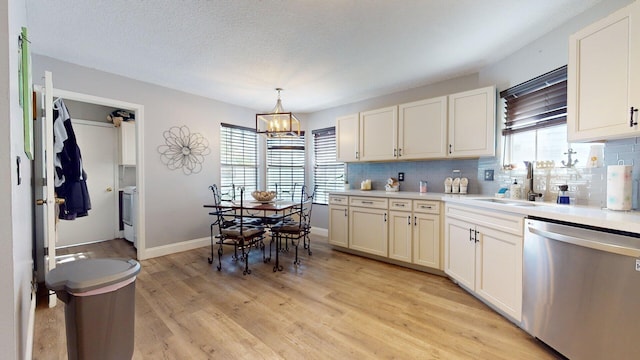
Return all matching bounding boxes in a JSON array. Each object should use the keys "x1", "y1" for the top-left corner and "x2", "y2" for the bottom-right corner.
[{"x1": 256, "y1": 88, "x2": 300, "y2": 138}]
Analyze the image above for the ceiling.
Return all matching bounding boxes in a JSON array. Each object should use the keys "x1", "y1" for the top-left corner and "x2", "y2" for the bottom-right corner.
[{"x1": 25, "y1": 0, "x2": 600, "y2": 113}]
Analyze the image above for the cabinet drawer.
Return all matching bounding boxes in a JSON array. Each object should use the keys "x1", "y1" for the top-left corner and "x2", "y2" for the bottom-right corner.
[
  {"x1": 329, "y1": 195, "x2": 349, "y2": 205},
  {"x1": 350, "y1": 196, "x2": 388, "y2": 209},
  {"x1": 413, "y1": 200, "x2": 440, "y2": 214},
  {"x1": 389, "y1": 199, "x2": 412, "y2": 211}
]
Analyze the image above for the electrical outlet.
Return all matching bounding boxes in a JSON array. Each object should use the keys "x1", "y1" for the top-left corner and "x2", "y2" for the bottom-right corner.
[
  {"x1": 398, "y1": 172, "x2": 405, "y2": 181},
  {"x1": 484, "y1": 169, "x2": 494, "y2": 181}
]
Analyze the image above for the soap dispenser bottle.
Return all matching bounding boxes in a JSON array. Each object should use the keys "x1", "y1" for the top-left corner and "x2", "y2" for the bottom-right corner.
[{"x1": 510, "y1": 179, "x2": 522, "y2": 200}]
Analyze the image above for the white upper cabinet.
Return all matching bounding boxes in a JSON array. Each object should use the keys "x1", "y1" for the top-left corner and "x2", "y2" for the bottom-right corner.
[
  {"x1": 448, "y1": 86, "x2": 496, "y2": 158},
  {"x1": 398, "y1": 96, "x2": 448, "y2": 159},
  {"x1": 568, "y1": 1, "x2": 640, "y2": 142},
  {"x1": 336, "y1": 113, "x2": 359, "y2": 162},
  {"x1": 335, "y1": 86, "x2": 495, "y2": 162},
  {"x1": 359, "y1": 106, "x2": 398, "y2": 161},
  {"x1": 118, "y1": 121, "x2": 136, "y2": 166}
]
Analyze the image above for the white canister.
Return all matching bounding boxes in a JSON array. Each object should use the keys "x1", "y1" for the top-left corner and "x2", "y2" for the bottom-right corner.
[
  {"x1": 607, "y1": 163, "x2": 633, "y2": 210},
  {"x1": 509, "y1": 180, "x2": 522, "y2": 200}
]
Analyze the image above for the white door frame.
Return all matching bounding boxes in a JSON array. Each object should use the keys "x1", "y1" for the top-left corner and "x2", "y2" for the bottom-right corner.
[{"x1": 51, "y1": 88, "x2": 147, "y2": 260}]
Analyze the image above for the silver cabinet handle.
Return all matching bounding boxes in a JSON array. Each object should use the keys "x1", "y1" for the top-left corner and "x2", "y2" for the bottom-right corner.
[
  {"x1": 420, "y1": 205, "x2": 433, "y2": 209},
  {"x1": 630, "y1": 106, "x2": 638, "y2": 127},
  {"x1": 407, "y1": 215, "x2": 411, "y2": 225},
  {"x1": 475, "y1": 230, "x2": 480, "y2": 243},
  {"x1": 398, "y1": 148, "x2": 402, "y2": 157},
  {"x1": 394, "y1": 148, "x2": 397, "y2": 157},
  {"x1": 394, "y1": 203, "x2": 405, "y2": 207},
  {"x1": 384, "y1": 213, "x2": 387, "y2": 222},
  {"x1": 469, "y1": 228, "x2": 474, "y2": 242}
]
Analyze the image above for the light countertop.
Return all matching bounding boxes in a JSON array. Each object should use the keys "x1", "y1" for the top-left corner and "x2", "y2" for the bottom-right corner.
[{"x1": 329, "y1": 190, "x2": 640, "y2": 234}]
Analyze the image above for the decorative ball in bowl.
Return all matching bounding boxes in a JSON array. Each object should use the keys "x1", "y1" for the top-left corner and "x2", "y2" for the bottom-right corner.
[{"x1": 251, "y1": 190, "x2": 277, "y2": 202}]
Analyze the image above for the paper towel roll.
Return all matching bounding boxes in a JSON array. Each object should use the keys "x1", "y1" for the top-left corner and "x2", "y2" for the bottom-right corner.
[{"x1": 607, "y1": 165, "x2": 633, "y2": 210}]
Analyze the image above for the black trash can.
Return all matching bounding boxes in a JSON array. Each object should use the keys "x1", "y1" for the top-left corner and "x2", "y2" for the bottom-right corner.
[{"x1": 46, "y1": 258, "x2": 141, "y2": 360}]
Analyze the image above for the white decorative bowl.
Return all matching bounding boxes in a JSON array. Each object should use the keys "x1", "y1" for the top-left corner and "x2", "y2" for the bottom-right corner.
[{"x1": 251, "y1": 190, "x2": 276, "y2": 202}]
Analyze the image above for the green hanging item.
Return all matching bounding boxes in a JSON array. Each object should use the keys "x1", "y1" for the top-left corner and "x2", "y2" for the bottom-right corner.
[{"x1": 20, "y1": 27, "x2": 33, "y2": 160}]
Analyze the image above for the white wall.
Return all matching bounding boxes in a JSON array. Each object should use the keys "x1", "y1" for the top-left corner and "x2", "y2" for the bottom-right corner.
[
  {"x1": 2, "y1": 0, "x2": 34, "y2": 358},
  {"x1": 32, "y1": 55, "x2": 258, "y2": 249}
]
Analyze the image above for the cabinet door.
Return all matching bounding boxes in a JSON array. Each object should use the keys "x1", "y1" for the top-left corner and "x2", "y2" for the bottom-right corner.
[
  {"x1": 349, "y1": 207, "x2": 388, "y2": 256},
  {"x1": 413, "y1": 213, "x2": 440, "y2": 269},
  {"x1": 389, "y1": 210, "x2": 412, "y2": 262},
  {"x1": 359, "y1": 106, "x2": 397, "y2": 161},
  {"x1": 568, "y1": 1, "x2": 640, "y2": 142},
  {"x1": 328, "y1": 205, "x2": 349, "y2": 247},
  {"x1": 119, "y1": 121, "x2": 136, "y2": 165},
  {"x1": 448, "y1": 86, "x2": 496, "y2": 157},
  {"x1": 336, "y1": 113, "x2": 359, "y2": 162},
  {"x1": 398, "y1": 96, "x2": 448, "y2": 159},
  {"x1": 475, "y1": 225, "x2": 523, "y2": 321},
  {"x1": 444, "y1": 217, "x2": 475, "y2": 289}
]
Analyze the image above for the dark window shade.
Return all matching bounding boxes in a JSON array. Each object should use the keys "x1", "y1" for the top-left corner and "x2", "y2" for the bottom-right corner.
[
  {"x1": 267, "y1": 134, "x2": 305, "y2": 202},
  {"x1": 220, "y1": 123, "x2": 257, "y2": 199},
  {"x1": 313, "y1": 127, "x2": 343, "y2": 205},
  {"x1": 501, "y1": 65, "x2": 568, "y2": 135}
]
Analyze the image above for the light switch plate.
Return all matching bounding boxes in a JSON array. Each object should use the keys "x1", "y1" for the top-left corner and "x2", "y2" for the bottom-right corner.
[{"x1": 484, "y1": 169, "x2": 494, "y2": 181}]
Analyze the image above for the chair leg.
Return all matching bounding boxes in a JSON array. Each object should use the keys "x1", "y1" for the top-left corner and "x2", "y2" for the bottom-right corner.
[
  {"x1": 216, "y1": 244, "x2": 223, "y2": 271},
  {"x1": 293, "y1": 237, "x2": 300, "y2": 265},
  {"x1": 305, "y1": 233, "x2": 312, "y2": 256},
  {"x1": 241, "y1": 239, "x2": 252, "y2": 275},
  {"x1": 208, "y1": 224, "x2": 215, "y2": 264},
  {"x1": 273, "y1": 233, "x2": 283, "y2": 272}
]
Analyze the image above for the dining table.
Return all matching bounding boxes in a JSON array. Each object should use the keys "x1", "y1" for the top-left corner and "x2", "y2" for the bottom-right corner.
[{"x1": 204, "y1": 199, "x2": 300, "y2": 271}]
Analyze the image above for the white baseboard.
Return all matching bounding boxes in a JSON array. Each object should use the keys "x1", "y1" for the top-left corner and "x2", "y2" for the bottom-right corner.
[
  {"x1": 143, "y1": 237, "x2": 210, "y2": 259},
  {"x1": 142, "y1": 229, "x2": 327, "y2": 260},
  {"x1": 311, "y1": 227, "x2": 328, "y2": 237}
]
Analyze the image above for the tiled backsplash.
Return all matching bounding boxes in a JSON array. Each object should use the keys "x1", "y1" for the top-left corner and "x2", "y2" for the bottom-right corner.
[{"x1": 348, "y1": 137, "x2": 640, "y2": 209}]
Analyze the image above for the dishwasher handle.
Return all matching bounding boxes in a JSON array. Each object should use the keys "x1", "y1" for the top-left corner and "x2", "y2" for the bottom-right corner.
[{"x1": 527, "y1": 225, "x2": 640, "y2": 258}]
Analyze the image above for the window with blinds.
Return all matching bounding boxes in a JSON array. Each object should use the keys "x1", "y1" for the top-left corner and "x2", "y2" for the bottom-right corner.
[
  {"x1": 220, "y1": 123, "x2": 258, "y2": 199},
  {"x1": 501, "y1": 65, "x2": 596, "y2": 168},
  {"x1": 266, "y1": 133, "x2": 305, "y2": 202},
  {"x1": 313, "y1": 127, "x2": 344, "y2": 205},
  {"x1": 501, "y1": 65, "x2": 567, "y2": 135}
]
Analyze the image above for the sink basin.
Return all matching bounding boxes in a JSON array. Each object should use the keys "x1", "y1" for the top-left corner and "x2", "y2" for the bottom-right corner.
[{"x1": 473, "y1": 198, "x2": 538, "y2": 207}]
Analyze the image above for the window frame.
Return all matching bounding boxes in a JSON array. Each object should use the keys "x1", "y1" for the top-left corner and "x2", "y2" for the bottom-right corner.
[
  {"x1": 312, "y1": 127, "x2": 344, "y2": 205},
  {"x1": 266, "y1": 133, "x2": 306, "y2": 202},
  {"x1": 219, "y1": 123, "x2": 258, "y2": 199}
]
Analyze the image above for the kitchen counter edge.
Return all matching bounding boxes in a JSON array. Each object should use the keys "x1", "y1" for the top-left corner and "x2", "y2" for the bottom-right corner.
[{"x1": 329, "y1": 190, "x2": 640, "y2": 234}]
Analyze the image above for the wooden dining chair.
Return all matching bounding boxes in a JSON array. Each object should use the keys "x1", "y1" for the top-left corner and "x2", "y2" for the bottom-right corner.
[
  {"x1": 269, "y1": 185, "x2": 315, "y2": 271},
  {"x1": 209, "y1": 186, "x2": 266, "y2": 275}
]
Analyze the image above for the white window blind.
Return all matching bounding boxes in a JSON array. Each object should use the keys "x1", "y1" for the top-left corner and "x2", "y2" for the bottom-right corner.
[
  {"x1": 267, "y1": 134, "x2": 305, "y2": 202},
  {"x1": 313, "y1": 127, "x2": 343, "y2": 205},
  {"x1": 220, "y1": 123, "x2": 257, "y2": 199}
]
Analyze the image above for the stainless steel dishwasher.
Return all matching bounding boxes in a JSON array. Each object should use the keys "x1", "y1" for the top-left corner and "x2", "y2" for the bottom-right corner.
[{"x1": 522, "y1": 217, "x2": 640, "y2": 360}]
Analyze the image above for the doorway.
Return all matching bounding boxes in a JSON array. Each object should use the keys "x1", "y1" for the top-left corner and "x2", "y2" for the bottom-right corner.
[{"x1": 56, "y1": 119, "x2": 118, "y2": 247}]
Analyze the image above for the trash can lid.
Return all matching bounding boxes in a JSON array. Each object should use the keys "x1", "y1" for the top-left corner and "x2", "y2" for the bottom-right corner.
[{"x1": 45, "y1": 258, "x2": 141, "y2": 293}]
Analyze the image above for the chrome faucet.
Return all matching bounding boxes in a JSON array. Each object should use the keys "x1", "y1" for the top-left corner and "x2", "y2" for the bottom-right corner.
[{"x1": 524, "y1": 161, "x2": 542, "y2": 201}]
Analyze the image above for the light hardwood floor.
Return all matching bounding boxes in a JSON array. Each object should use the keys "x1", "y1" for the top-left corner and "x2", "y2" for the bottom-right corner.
[{"x1": 33, "y1": 235, "x2": 560, "y2": 359}]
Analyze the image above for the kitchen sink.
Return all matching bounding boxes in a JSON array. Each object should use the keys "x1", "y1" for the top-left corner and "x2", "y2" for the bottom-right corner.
[{"x1": 472, "y1": 198, "x2": 538, "y2": 207}]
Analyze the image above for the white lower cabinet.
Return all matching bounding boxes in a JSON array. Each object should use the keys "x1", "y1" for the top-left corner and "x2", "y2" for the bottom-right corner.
[
  {"x1": 329, "y1": 205, "x2": 349, "y2": 247},
  {"x1": 349, "y1": 197, "x2": 389, "y2": 256},
  {"x1": 413, "y1": 212, "x2": 441, "y2": 269},
  {"x1": 444, "y1": 203, "x2": 524, "y2": 322},
  {"x1": 389, "y1": 206, "x2": 412, "y2": 263}
]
